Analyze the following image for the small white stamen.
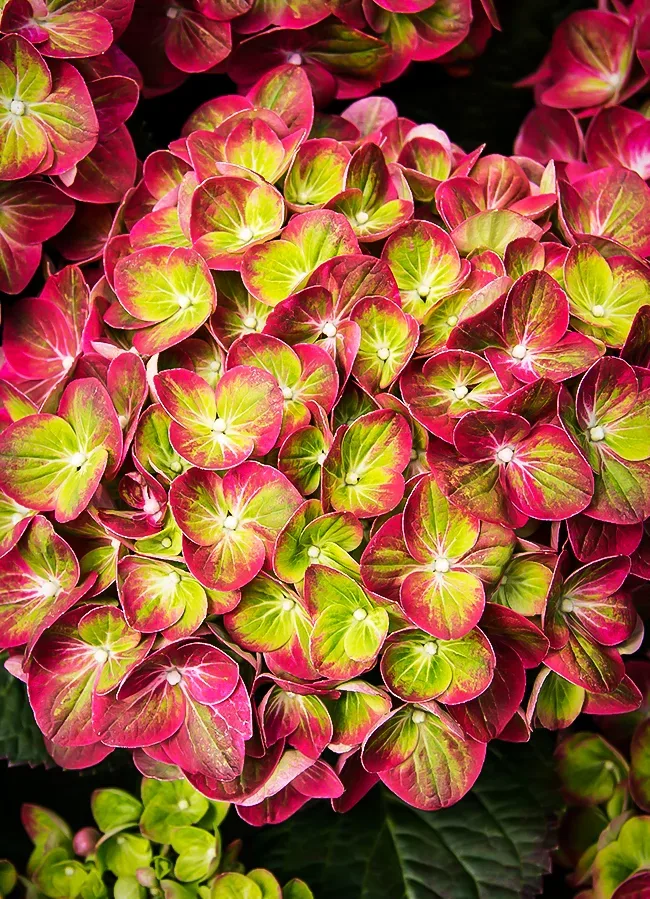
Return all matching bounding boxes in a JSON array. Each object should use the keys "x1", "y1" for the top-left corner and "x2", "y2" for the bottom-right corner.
[
  {"x1": 223, "y1": 515, "x2": 238, "y2": 530},
  {"x1": 317, "y1": 452, "x2": 327, "y2": 465},
  {"x1": 561, "y1": 599, "x2": 574, "y2": 613},
  {"x1": 166, "y1": 6, "x2": 180, "y2": 17},
  {"x1": 447, "y1": 315, "x2": 458, "y2": 327},
  {"x1": 41, "y1": 580, "x2": 60, "y2": 598},
  {"x1": 177, "y1": 294, "x2": 192, "y2": 309},
  {"x1": 322, "y1": 322, "x2": 337, "y2": 338},
  {"x1": 161, "y1": 537, "x2": 172, "y2": 548},
  {"x1": 168, "y1": 572, "x2": 181, "y2": 586},
  {"x1": 377, "y1": 347, "x2": 390, "y2": 361},
  {"x1": 281, "y1": 599, "x2": 295, "y2": 612},
  {"x1": 410, "y1": 448, "x2": 418, "y2": 461},
  {"x1": 497, "y1": 447, "x2": 514, "y2": 464},
  {"x1": 116, "y1": 837, "x2": 125, "y2": 846},
  {"x1": 434, "y1": 558, "x2": 450, "y2": 573},
  {"x1": 61, "y1": 355, "x2": 74, "y2": 371},
  {"x1": 345, "y1": 471, "x2": 359, "y2": 485},
  {"x1": 209, "y1": 360, "x2": 221, "y2": 372},
  {"x1": 93, "y1": 649, "x2": 109, "y2": 665},
  {"x1": 64, "y1": 867, "x2": 75, "y2": 877},
  {"x1": 10, "y1": 99, "x2": 25, "y2": 116},
  {"x1": 177, "y1": 799, "x2": 189, "y2": 810},
  {"x1": 453, "y1": 385, "x2": 469, "y2": 399},
  {"x1": 238, "y1": 227, "x2": 253, "y2": 243},
  {"x1": 243, "y1": 316, "x2": 257, "y2": 329},
  {"x1": 143, "y1": 497, "x2": 161, "y2": 516},
  {"x1": 412, "y1": 710, "x2": 426, "y2": 724},
  {"x1": 282, "y1": 386, "x2": 294, "y2": 400},
  {"x1": 604, "y1": 760, "x2": 616, "y2": 773},
  {"x1": 355, "y1": 211, "x2": 369, "y2": 225},
  {"x1": 590, "y1": 425, "x2": 606, "y2": 442},
  {"x1": 417, "y1": 284, "x2": 430, "y2": 299},
  {"x1": 511, "y1": 344, "x2": 527, "y2": 360},
  {"x1": 10, "y1": 513, "x2": 23, "y2": 526},
  {"x1": 423, "y1": 641, "x2": 437, "y2": 656},
  {"x1": 592, "y1": 305, "x2": 605, "y2": 318},
  {"x1": 287, "y1": 53, "x2": 302, "y2": 65},
  {"x1": 171, "y1": 460, "x2": 182, "y2": 472},
  {"x1": 166, "y1": 670, "x2": 182, "y2": 686},
  {"x1": 212, "y1": 418, "x2": 227, "y2": 433},
  {"x1": 307, "y1": 546, "x2": 320, "y2": 559},
  {"x1": 118, "y1": 413, "x2": 128, "y2": 429},
  {"x1": 353, "y1": 608, "x2": 367, "y2": 621},
  {"x1": 69, "y1": 451, "x2": 87, "y2": 468}
]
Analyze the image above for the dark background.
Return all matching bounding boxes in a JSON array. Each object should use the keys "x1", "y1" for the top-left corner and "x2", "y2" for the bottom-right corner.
[{"x1": 1, "y1": 0, "x2": 593, "y2": 894}]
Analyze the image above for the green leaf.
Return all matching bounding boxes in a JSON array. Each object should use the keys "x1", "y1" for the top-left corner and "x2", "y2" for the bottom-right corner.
[
  {"x1": 249, "y1": 735, "x2": 562, "y2": 899},
  {"x1": 171, "y1": 827, "x2": 220, "y2": 883},
  {"x1": 91, "y1": 789, "x2": 142, "y2": 834},
  {"x1": 0, "y1": 654, "x2": 51, "y2": 766}
]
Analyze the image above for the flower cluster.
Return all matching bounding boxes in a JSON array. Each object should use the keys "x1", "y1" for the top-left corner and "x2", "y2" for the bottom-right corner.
[
  {"x1": 0, "y1": 2, "x2": 140, "y2": 293},
  {"x1": 120, "y1": 0, "x2": 499, "y2": 99},
  {"x1": 0, "y1": 776, "x2": 313, "y2": 899},
  {"x1": 553, "y1": 660, "x2": 650, "y2": 898},
  {"x1": 517, "y1": 1, "x2": 650, "y2": 178},
  {"x1": 0, "y1": 63, "x2": 649, "y2": 824}
]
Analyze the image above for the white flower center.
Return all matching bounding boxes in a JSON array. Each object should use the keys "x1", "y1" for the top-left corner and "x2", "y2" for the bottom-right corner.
[
  {"x1": 377, "y1": 346, "x2": 390, "y2": 361},
  {"x1": 410, "y1": 448, "x2": 418, "y2": 461},
  {"x1": 412, "y1": 710, "x2": 426, "y2": 724},
  {"x1": 423, "y1": 641, "x2": 438, "y2": 656},
  {"x1": 447, "y1": 315, "x2": 458, "y2": 327},
  {"x1": 110, "y1": 537, "x2": 121, "y2": 550},
  {"x1": 561, "y1": 599, "x2": 574, "y2": 613},
  {"x1": 69, "y1": 451, "x2": 87, "y2": 469},
  {"x1": 317, "y1": 452, "x2": 327, "y2": 465},
  {"x1": 170, "y1": 460, "x2": 182, "y2": 472},
  {"x1": 417, "y1": 284, "x2": 430, "y2": 299},
  {"x1": 307, "y1": 546, "x2": 320, "y2": 559},
  {"x1": 238, "y1": 226, "x2": 253, "y2": 243},
  {"x1": 161, "y1": 537, "x2": 172, "y2": 548},
  {"x1": 434, "y1": 557, "x2": 450, "y2": 573},
  {"x1": 288, "y1": 53, "x2": 302, "y2": 65},
  {"x1": 322, "y1": 322, "x2": 337, "y2": 338},
  {"x1": 453, "y1": 384, "x2": 468, "y2": 400},
  {"x1": 211, "y1": 418, "x2": 227, "y2": 433},
  {"x1": 41, "y1": 580, "x2": 60, "y2": 599},
  {"x1": 177, "y1": 294, "x2": 192, "y2": 309},
  {"x1": 166, "y1": 670, "x2": 182, "y2": 686},
  {"x1": 168, "y1": 571, "x2": 181, "y2": 586},
  {"x1": 355, "y1": 211, "x2": 369, "y2": 225},
  {"x1": 223, "y1": 515, "x2": 238, "y2": 530},
  {"x1": 64, "y1": 867, "x2": 75, "y2": 877},
  {"x1": 345, "y1": 471, "x2": 359, "y2": 485},
  {"x1": 282, "y1": 599, "x2": 295, "y2": 612},
  {"x1": 61, "y1": 355, "x2": 74, "y2": 371},
  {"x1": 497, "y1": 447, "x2": 514, "y2": 464},
  {"x1": 118, "y1": 413, "x2": 128, "y2": 429},
  {"x1": 10, "y1": 99, "x2": 25, "y2": 116},
  {"x1": 93, "y1": 649, "x2": 109, "y2": 664},
  {"x1": 511, "y1": 344, "x2": 527, "y2": 360},
  {"x1": 177, "y1": 799, "x2": 189, "y2": 810},
  {"x1": 282, "y1": 386, "x2": 294, "y2": 400},
  {"x1": 589, "y1": 425, "x2": 606, "y2": 442},
  {"x1": 353, "y1": 608, "x2": 367, "y2": 621},
  {"x1": 243, "y1": 316, "x2": 257, "y2": 329},
  {"x1": 10, "y1": 513, "x2": 23, "y2": 526},
  {"x1": 143, "y1": 497, "x2": 160, "y2": 516},
  {"x1": 592, "y1": 305, "x2": 605, "y2": 318},
  {"x1": 209, "y1": 360, "x2": 221, "y2": 372}
]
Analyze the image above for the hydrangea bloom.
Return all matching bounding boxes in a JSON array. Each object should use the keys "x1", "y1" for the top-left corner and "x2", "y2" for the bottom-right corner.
[
  {"x1": 0, "y1": 4, "x2": 140, "y2": 291},
  {"x1": 0, "y1": 64, "x2": 649, "y2": 824}
]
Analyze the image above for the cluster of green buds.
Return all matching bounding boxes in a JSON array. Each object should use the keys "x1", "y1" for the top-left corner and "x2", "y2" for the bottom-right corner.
[{"x1": 0, "y1": 778, "x2": 311, "y2": 899}]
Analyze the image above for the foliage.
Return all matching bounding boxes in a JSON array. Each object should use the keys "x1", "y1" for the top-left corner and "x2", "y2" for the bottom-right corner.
[
  {"x1": 0, "y1": 775, "x2": 312, "y2": 899},
  {"x1": 553, "y1": 661, "x2": 650, "y2": 898}
]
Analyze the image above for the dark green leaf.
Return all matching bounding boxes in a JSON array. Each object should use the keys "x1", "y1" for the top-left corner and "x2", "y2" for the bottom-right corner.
[
  {"x1": 249, "y1": 735, "x2": 561, "y2": 899},
  {"x1": 0, "y1": 655, "x2": 51, "y2": 767}
]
